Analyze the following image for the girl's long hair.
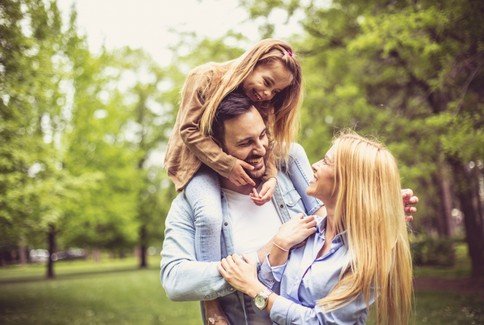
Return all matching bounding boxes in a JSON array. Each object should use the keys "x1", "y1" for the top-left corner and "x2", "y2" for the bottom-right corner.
[
  {"x1": 318, "y1": 131, "x2": 413, "y2": 325},
  {"x1": 199, "y1": 38, "x2": 302, "y2": 160}
]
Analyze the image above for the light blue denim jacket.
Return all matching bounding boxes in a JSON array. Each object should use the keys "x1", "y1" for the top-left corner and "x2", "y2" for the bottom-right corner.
[{"x1": 160, "y1": 170, "x2": 318, "y2": 324}]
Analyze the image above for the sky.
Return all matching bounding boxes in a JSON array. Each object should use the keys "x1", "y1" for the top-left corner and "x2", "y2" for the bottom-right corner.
[{"x1": 57, "y1": 0, "x2": 304, "y2": 66}]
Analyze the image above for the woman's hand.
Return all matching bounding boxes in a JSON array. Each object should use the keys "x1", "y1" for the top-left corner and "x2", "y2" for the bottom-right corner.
[
  {"x1": 229, "y1": 159, "x2": 256, "y2": 187},
  {"x1": 218, "y1": 254, "x2": 265, "y2": 297},
  {"x1": 273, "y1": 214, "x2": 317, "y2": 251},
  {"x1": 401, "y1": 189, "x2": 419, "y2": 222},
  {"x1": 250, "y1": 177, "x2": 276, "y2": 205}
]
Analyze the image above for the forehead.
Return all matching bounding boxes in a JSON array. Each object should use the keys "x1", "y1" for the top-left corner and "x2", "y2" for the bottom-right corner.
[
  {"x1": 223, "y1": 107, "x2": 265, "y2": 143},
  {"x1": 258, "y1": 60, "x2": 293, "y2": 88}
]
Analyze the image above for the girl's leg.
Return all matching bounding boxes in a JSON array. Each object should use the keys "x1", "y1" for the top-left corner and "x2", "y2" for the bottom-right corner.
[
  {"x1": 185, "y1": 166, "x2": 223, "y2": 262},
  {"x1": 287, "y1": 143, "x2": 324, "y2": 215}
]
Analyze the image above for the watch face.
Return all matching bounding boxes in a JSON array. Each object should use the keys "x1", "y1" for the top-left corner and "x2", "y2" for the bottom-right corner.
[{"x1": 254, "y1": 295, "x2": 266, "y2": 310}]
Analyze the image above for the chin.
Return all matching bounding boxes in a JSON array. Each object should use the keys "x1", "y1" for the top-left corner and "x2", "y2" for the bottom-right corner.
[
  {"x1": 306, "y1": 185, "x2": 316, "y2": 197},
  {"x1": 248, "y1": 167, "x2": 266, "y2": 180}
]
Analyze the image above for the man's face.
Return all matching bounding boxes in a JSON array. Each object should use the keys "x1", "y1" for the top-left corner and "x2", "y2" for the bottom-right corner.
[{"x1": 222, "y1": 107, "x2": 269, "y2": 180}]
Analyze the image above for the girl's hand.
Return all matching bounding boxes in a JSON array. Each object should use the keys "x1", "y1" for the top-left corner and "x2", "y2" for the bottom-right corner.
[
  {"x1": 218, "y1": 254, "x2": 264, "y2": 296},
  {"x1": 250, "y1": 178, "x2": 276, "y2": 205},
  {"x1": 401, "y1": 189, "x2": 419, "y2": 222},
  {"x1": 273, "y1": 214, "x2": 317, "y2": 251},
  {"x1": 229, "y1": 159, "x2": 256, "y2": 187}
]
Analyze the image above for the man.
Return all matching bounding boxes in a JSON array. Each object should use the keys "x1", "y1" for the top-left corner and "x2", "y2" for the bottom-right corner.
[
  {"x1": 161, "y1": 92, "x2": 321, "y2": 324},
  {"x1": 160, "y1": 93, "x2": 418, "y2": 324}
]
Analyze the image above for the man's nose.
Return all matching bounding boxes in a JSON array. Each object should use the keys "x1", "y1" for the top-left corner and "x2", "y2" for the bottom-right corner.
[{"x1": 253, "y1": 139, "x2": 266, "y2": 155}]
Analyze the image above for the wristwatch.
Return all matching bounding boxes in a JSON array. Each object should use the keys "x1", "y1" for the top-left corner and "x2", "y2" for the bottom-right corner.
[{"x1": 253, "y1": 287, "x2": 272, "y2": 310}]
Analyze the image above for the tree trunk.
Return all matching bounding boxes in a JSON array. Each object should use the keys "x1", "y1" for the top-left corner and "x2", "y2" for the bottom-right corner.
[
  {"x1": 47, "y1": 224, "x2": 56, "y2": 279},
  {"x1": 139, "y1": 224, "x2": 147, "y2": 268},
  {"x1": 433, "y1": 161, "x2": 454, "y2": 236},
  {"x1": 448, "y1": 157, "x2": 484, "y2": 278}
]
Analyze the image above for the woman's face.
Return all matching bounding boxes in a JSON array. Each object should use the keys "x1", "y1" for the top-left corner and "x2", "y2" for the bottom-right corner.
[
  {"x1": 307, "y1": 146, "x2": 337, "y2": 203},
  {"x1": 241, "y1": 60, "x2": 293, "y2": 103}
]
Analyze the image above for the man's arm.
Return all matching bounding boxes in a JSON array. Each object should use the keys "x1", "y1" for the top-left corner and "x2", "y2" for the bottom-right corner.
[{"x1": 160, "y1": 194, "x2": 235, "y2": 301}]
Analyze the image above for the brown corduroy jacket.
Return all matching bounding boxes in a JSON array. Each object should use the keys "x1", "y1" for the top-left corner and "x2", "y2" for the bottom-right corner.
[{"x1": 164, "y1": 62, "x2": 276, "y2": 191}]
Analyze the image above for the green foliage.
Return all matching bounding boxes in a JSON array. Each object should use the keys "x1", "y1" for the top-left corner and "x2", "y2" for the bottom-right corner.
[{"x1": 412, "y1": 237, "x2": 456, "y2": 267}]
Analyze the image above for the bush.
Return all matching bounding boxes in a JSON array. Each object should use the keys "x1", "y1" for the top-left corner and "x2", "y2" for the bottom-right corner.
[{"x1": 411, "y1": 237, "x2": 456, "y2": 267}]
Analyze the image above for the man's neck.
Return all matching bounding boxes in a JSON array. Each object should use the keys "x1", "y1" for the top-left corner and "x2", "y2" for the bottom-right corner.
[{"x1": 220, "y1": 177, "x2": 262, "y2": 195}]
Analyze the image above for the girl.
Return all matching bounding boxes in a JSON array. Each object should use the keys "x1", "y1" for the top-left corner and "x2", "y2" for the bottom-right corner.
[{"x1": 219, "y1": 131, "x2": 414, "y2": 324}]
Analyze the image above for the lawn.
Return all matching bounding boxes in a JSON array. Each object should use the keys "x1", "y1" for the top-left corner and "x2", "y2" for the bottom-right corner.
[{"x1": 0, "y1": 253, "x2": 482, "y2": 324}]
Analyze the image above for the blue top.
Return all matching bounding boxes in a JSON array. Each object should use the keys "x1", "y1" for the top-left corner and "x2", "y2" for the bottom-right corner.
[{"x1": 259, "y1": 217, "x2": 374, "y2": 324}]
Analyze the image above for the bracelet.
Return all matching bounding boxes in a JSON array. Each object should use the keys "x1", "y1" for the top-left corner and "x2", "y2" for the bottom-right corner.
[{"x1": 273, "y1": 241, "x2": 289, "y2": 252}]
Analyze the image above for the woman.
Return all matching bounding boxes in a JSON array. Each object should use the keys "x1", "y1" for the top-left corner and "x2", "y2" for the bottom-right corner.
[{"x1": 218, "y1": 131, "x2": 414, "y2": 324}]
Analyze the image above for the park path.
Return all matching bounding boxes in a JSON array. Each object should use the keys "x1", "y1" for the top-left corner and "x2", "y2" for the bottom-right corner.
[{"x1": 414, "y1": 277, "x2": 484, "y2": 297}]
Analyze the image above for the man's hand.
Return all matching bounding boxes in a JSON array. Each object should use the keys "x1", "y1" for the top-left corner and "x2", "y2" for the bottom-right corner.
[
  {"x1": 402, "y1": 188, "x2": 419, "y2": 222},
  {"x1": 228, "y1": 159, "x2": 256, "y2": 187},
  {"x1": 250, "y1": 178, "x2": 276, "y2": 205}
]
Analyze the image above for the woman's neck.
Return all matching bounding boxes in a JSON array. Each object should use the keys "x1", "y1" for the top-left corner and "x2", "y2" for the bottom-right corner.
[{"x1": 325, "y1": 205, "x2": 336, "y2": 238}]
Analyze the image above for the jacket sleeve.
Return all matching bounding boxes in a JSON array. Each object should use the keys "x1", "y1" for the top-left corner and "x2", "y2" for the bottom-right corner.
[
  {"x1": 178, "y1": 70, "x2": 236, "y2": 178},
  {"x1": 269, "y1": 294, "x2": 371, "y2": 325},
  {"x1": 160, "y1": 194, "x2": 235, "y2": 301}
]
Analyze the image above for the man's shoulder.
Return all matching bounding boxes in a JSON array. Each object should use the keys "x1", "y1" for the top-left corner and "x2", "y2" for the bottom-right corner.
[
  {"x1": 275, "y1": 170, "x2": 296, "y2": 190},
  {"x1": 167, "y1": 192, "x2": 194, "y2": 218}
]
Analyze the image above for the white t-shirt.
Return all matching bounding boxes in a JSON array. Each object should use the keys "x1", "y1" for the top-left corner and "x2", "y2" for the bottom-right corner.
[
  {"x1": 222, "y1": 187, "x2": 282, "y2": 325},
  {"x1": 222, "y1": 188, "x2": 282, "y2": 255}
]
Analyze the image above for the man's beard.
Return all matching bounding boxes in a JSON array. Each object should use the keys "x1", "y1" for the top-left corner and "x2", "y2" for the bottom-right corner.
[{"x1": 244, "y1": 154, "x2": 267, "y2": 180}]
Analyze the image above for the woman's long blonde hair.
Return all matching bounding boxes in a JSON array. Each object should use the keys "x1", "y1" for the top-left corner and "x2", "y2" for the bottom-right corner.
[
  {"x1": 199, "y1": 38, "x2": 302, "y2": 160},
  {"x1": 318, "y1": 131, "x2": 413, "y2": 325}
]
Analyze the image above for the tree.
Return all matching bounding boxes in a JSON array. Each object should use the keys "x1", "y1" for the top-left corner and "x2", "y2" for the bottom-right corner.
[{"x1": 239, "y1": 0, "x2": 483, "y2": 276}]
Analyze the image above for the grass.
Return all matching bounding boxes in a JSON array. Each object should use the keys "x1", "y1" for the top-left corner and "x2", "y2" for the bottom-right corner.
[
  {"x1": 0, "y1": 256, "x2": 201, "y2": 324},
  {"x1": 0, "y1": 252, "x2": 482, "y2": 324}
]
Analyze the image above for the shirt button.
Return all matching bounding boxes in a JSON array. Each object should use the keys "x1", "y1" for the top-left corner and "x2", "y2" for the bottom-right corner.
[
  {"x1": 280, "y1": 204, "x2": 284, "y2": 208},
  {"x1": 224, "y1": 222, "x2": 228, "y2": 226}
]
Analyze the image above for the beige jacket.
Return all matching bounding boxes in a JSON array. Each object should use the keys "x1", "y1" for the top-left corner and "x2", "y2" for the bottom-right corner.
[{"x1": 164, "y1": 62, "x2": 276, "y2": 191}]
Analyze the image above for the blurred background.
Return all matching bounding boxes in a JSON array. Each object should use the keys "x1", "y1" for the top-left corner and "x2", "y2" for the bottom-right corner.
[{"x1": 0, "y1": 0, "x2": 482, "y2": 323}]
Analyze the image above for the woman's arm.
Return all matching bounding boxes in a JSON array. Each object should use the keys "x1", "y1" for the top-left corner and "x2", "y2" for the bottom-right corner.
[{"x1": 218, "y1": 254, "x2": 370, "y2": 325}]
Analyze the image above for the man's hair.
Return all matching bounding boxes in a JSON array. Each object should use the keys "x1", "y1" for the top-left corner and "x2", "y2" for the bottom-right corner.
[{"x1": 211, "y1": 92, "x2": 254, "y2": 145}]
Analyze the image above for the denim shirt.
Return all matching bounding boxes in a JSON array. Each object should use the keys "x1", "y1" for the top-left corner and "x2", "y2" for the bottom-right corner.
[
  {"x1": 160, "y1": 171, "x2": 319, "y2": 325},
  {"x1": 259, "y1": 218, "x2": 374, "y2": 324}
]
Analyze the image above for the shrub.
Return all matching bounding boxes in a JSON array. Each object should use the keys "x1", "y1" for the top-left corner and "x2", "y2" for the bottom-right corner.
[{"x1": 411, "y1": 237, "x2": 456, "y2": 267}]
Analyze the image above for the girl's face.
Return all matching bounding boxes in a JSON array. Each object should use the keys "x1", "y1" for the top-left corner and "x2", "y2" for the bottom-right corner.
[
  {"x1": 241, "y1": 60, "x2": 293, "y2": 103},
  {"x1": 307, "y1": 146, "x2": 337, "y2": 203}
]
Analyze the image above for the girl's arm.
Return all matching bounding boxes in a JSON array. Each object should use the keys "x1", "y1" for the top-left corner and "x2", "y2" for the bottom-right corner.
[{"x1": 178, "y1": 71, "x2": 254, "y2": 186}]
